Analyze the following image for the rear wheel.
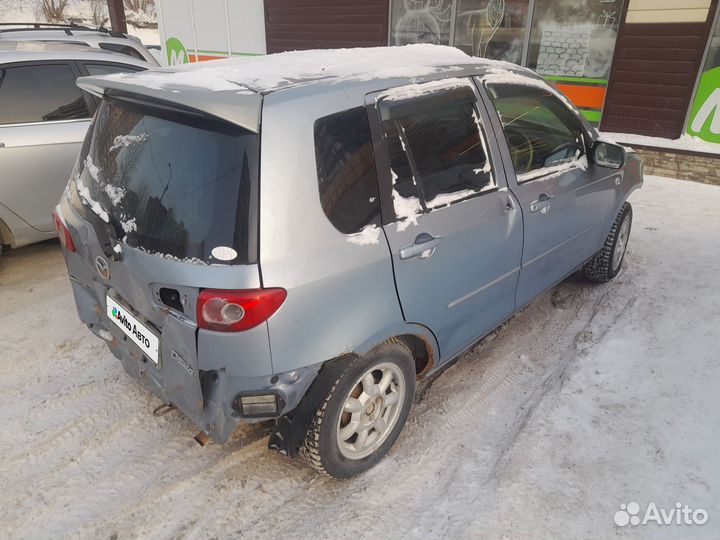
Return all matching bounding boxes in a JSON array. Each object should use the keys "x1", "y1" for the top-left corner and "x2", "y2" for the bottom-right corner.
[
  {"x1": 301, "y1": 341, "x2": 415, "y2": 478},
  {"x1": 583, "y1": 202, "x2": 633, "y2": 282}
]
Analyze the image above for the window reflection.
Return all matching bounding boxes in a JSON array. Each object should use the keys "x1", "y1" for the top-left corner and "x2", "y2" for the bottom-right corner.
[
  {"x1": 454, "y1": 0, "x2": 529, "y2": 64},
  {"x1": 527, "y1": 0, "x2": 624, "y2": 79},
  {"x1": 390, "y1": 0, "x2": 454, "y2": 46}
]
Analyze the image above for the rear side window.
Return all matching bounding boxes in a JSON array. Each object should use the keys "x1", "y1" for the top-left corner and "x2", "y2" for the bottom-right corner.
[
  {"x1": 99, "y1": 42, "x2": 146, "y2": 60},
  {"x1": 314, "y1": 107, "x2": 381, "y2": 235},
  {"x1": 381, "y1": 96, "x2": 496, "y2": 211},
  {"x1": 486, "y1": 83, "x2": 585, "y2": 180},
  {"x1": 69, "y1": 98, "x2": 259, "y2": 265},
  {"x1": 0, "y1": 64, "x2": 89, "y2": 124}
]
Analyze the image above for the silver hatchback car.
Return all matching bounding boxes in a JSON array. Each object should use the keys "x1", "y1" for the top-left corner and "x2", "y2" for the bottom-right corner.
[
  {"x1": 0, "y1": 41, "x2": 149, "y2": 256},
  {"x1": 56, "y1": 45, "x2": 642, "y2": 478}
]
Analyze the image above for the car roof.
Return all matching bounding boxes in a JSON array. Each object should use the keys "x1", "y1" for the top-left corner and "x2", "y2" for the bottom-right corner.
[
  {"x1": 86, "y1": 44, "x2": 515, "y2": 94},
  {"x1": 0, "y1": 40, "x2": 151, "y2": 67},
  {"x1": 76, "y1": 44, "x2": 542, "y2": 134}
]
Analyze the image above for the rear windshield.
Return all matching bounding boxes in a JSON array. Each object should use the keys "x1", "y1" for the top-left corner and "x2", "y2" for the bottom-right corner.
[{"x1": 70, "y1": 97, "x2": 259, "y2": 264}]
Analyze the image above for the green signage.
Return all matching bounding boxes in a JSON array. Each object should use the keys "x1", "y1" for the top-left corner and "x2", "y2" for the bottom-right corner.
[
  {"x1": 687, "y1": 66, "x2": 720, "y2": 143},
  {"x1": 166, "y1": 37, "x2": 189, "y2": 65}
]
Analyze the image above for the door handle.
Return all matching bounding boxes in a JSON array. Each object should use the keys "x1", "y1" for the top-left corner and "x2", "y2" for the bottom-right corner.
[
  {"x1": 399, "y1": 233, "x2": 443, "y2": 260},
  {"x1": 530, "y1": 193, "x2": 553, "y2": 214}
]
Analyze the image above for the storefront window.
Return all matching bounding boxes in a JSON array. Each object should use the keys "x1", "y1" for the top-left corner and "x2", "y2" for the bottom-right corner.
[
  {"x1": 388, "y1": 0, "x2": 625, "y2": 124},
  {"x1": 526, "y1": 0, "x2": 623, "y2": 80},
  {"x1": 390, "y1": 0, "x2": 454, "y2": 46},
  {"x1": 453, "y1": 0, "x2": 529, "y2": 64},
  {"x1": 687, "y1": 16, "x2": 720, "y2": 143}
]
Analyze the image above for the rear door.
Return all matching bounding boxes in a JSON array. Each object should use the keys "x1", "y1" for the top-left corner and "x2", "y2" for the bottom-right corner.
[
  {"x1": 481, "y1": 81, "x2": 615, "y2": 307},
  {"x1": 367, "y1": 79, "x2": 523, "y2": 361},
  {"x1": 0, "y1": 61, "x2": 92, "y2": 232}
]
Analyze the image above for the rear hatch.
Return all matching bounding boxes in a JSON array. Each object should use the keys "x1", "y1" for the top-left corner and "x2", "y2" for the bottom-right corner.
[
  {"x1": 71, "y1": 95, "x2": 259, "y2": 265},
  {"x1": 61, "y1": 92, "x2": 261, "y2": 428}
]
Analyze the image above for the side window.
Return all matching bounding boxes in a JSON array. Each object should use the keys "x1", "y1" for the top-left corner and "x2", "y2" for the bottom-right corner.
[
  {"x1": 84, "y1": 63, "x2": 143, "y2": 76},
  {"x1": 381, "y1": 94, "x2": 496, "y2": 212},
  {"x1": 314, "y1": 107, "x2": 381, "y2": 235},
  {"x1": 486, "y1": 83, "x2": 585, "y2": 181},
  {"x1": 98, "y1": 43, "x2": 146, "y2": 61},
  {"x1": 0, "y1": 64, "x2": 89, "y2": 125}
]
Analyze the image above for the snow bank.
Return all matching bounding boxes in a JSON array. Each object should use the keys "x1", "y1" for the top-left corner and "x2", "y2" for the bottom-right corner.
[{"x1": 601, "y1": 131, "x2": 720, "y2": 155}]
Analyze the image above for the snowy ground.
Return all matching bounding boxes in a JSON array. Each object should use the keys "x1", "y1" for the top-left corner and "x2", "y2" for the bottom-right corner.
[{"x1": 0, "y1": 176, "x2": 718, "y2": 540}]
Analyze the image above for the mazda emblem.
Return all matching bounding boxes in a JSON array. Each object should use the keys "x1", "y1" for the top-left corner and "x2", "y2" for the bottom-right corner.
[{"x1": 95, "y1": 256, "x2": 110, "y2": 280}]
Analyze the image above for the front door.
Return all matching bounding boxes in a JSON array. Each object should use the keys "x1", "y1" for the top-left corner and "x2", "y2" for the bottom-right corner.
[
  {"x1": 367, "y1": 79, "x2": 523, "y2": 361},
  {"x1": 481, "y1": 81, "x2": 616, "y2": 307}
]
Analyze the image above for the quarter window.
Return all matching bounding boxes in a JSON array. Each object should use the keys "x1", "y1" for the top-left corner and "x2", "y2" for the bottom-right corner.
[
  {"x1": 98, "y1": 42, "x2": 146, "y2": 61},
  {"x1": 381, "y1": 96, "x2": 496, "y2": 212},
  {"x1": 0, "y1": 64, "x2": 89, "y2": 124},
  {"x1": 486, "y1": 83, "x2": 585, "y2": 180},
  {"x1": 314, "y1": 107, "x2": 381, "y2": 235},
  {"x1": 84, "y1": 63, "x2": 143, "y2": 76}
]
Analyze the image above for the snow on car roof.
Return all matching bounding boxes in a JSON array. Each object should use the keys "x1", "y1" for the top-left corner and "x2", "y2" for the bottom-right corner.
[{"x1": 95, "y1": 44, "x2": 514, "y2": 94}]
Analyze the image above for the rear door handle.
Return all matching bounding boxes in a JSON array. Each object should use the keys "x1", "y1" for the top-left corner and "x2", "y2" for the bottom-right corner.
[
  {"x1": 399, "y1": 233, "x2": 443, "y2": 260},
  {"x1": 530, "y1": 193, "x2": 553, "y2": 214}
]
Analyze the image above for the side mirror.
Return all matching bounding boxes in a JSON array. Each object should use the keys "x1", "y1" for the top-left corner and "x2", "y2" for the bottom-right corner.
[{"x1": 591, "y1": 140, "x2": 625, "y2": 169}]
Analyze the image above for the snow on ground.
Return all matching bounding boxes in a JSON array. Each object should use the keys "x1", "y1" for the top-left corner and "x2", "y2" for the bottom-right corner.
[{"x1": 0, "y1": 176, "x2": 718, "y2": 540}]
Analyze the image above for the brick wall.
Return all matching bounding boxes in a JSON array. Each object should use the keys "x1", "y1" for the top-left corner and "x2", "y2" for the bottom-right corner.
[{"x1": 630, "y1": 147, "x2": 720, "y2": 186}]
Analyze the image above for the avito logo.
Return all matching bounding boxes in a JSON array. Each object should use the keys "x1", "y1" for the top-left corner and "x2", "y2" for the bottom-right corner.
[{"x1": 614, "y1": 502, "x2": 709, "y2": 527}]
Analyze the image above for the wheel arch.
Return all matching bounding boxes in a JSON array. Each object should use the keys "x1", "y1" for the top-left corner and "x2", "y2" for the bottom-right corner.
[
  {"x1": 268, "y1": 323, "x2": 440, "y2": 458},
  {"x1": 352, "y1": 322, "x2": 440, "y2": 379}
]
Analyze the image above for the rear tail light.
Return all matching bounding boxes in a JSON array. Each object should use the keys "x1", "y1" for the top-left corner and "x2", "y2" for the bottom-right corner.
[
  {"x1": 52, "y1": 209, "x2": 76, "y2": 253},
  {"x1": 197, "y1": 288, "x2": 287, "y2": 332}
]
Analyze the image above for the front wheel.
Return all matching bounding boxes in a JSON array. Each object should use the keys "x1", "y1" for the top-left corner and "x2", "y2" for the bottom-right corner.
[
  {"x1": 583, "y1": 202, "x2": 633, "y2": 283},
  {"x1": 301, "y1": 341, "x2": 415, "y2": 478}
]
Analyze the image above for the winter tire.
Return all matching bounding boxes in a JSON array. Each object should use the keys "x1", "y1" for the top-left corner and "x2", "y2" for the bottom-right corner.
[
  {"x1": 300, "y1": 340, "x2": 415, "y2": 478},
  {"x1": 583, "y1": 202, "x2": 633, "y2": 283}
]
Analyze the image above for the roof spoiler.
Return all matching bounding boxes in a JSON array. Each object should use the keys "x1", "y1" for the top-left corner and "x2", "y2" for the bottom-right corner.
[{"x1": 77, "y1": 74, "x2": 262, "y2": 134}]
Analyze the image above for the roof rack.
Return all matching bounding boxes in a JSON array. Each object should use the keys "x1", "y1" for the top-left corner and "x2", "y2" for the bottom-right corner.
[{"x1": 0, "y1": 23, "x2": 126, "y2": 39}]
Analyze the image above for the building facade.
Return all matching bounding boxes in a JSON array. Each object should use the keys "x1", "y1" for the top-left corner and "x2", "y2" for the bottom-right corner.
[{"x1": 157, "y1": 0, "x2": 720, "y2": 143}]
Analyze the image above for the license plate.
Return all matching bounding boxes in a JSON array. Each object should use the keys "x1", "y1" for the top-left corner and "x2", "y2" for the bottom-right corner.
[{"x1": 106, "y1": 295, "x2": 160, "y2": 364}]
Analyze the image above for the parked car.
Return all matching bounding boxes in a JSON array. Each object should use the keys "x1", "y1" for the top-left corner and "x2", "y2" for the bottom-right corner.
[
  {"x1": 0, "y1": 41, "x2": 150, "y2": 257},
  {"x1": 0, "y1": 23, "x2": 159, "y2": 66},
  {"x1": 55, "y1": 45, "x2": 642, "y2": 478}
]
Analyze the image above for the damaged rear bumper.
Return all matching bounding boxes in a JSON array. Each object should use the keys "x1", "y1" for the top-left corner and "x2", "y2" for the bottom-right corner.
[{"x1": 69, "y1": 276, "x2": 320, "y2": 443}]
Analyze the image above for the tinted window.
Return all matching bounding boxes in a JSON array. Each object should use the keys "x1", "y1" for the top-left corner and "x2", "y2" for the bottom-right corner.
[
  {"x1": 84, "y1": 63, "x2": 142, "y2": 76},
  {"x1": 69, "y1": 99, "x2": 259, "y2": 264},
  {"x1": 314, "y1": 107, "x2": 381, "y2": 235},
  {"x1": 382, "y1": 98, "x2": 495, "y2": 210},
  {"x1": 486, "y1": 83, "x2": 585, "y2": 180},
  {"x1": 99, "y1": 42, "x2": 146, "y2": 60},
  {"x1": 0, "y1": 64, "x2": 89, "y2": 124}
]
